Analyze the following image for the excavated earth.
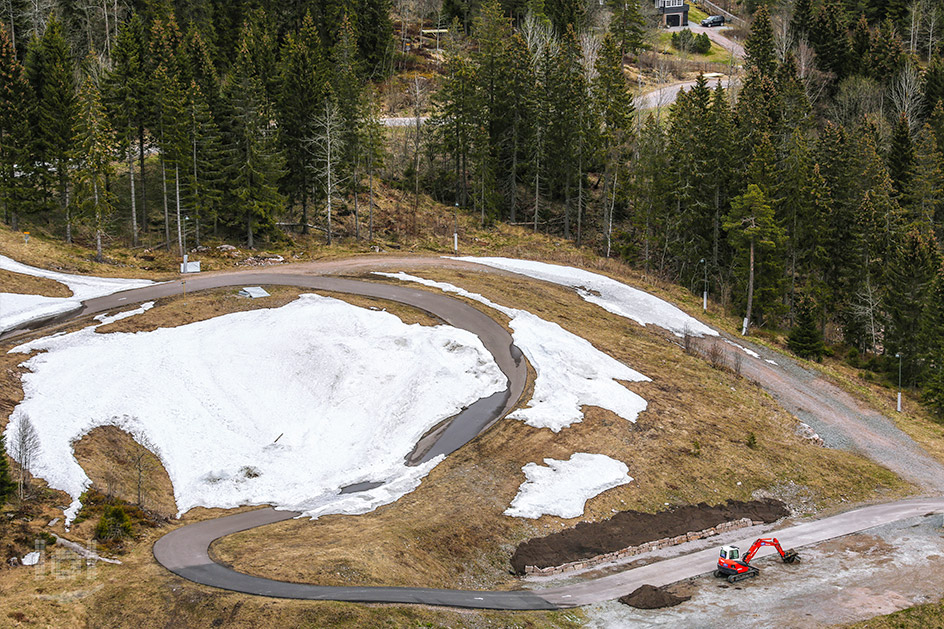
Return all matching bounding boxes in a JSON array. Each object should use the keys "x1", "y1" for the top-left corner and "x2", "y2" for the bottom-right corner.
[
  {"x1": 619, "y1": 584, "x2": 692, "y2": 609},
  {"x1": 511, "y1": 499, "x2": 790, "y2": 573}
]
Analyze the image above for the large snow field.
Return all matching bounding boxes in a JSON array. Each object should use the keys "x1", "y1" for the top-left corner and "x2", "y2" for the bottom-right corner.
[
  {"x1": 504, "y1": 454, "x2": 633, "y2": 519},
  {"x1": 449, "y1": 257, "x2": 717, "y2": 338},
  {"x1": 0, "y1": 254, "x2": 154, "y2": 333},
  {"x1": 7, "y1": 293, "x2": 506, "y2": 521},
  {"x1": 376, "y1": 272, "x2": 649, "y2": 432}
]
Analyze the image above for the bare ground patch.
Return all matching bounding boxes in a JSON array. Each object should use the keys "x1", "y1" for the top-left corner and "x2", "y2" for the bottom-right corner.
[{"x1": 0, "y1": 268, "x2": 73, "y2": 297}]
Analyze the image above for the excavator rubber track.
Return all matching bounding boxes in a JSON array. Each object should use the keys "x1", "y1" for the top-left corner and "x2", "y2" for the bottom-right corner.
[{"x1": 727, "y1": 567, "x2": 760, "y2": 583}]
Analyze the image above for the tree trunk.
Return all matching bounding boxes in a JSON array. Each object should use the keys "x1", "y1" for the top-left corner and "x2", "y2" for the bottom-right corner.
[
  {"x1": 368, "y1": 150, "x2": 374, "y2": 242},
  {"x1": 175, "y1": 165, "x2": 183, "y2": 257},
  {"x1": 60, "y1": 166, "x2": 71, "y2": 244},
  {"x1": 139, "y1": 125, "x2": 147, "y2": 238},
  {"x1": 607, "y1": 166, "x2": 618, "y2": 258},
  {"x1": 94, "y1": 180, "x2": 103, "y2": 262},
  {"x1": 742, "y1": 237, "x2": 755, "y2": 335},
  {"x1": 576, "y1": 155, "x2": 583, "y2": 247},
  {"x1": 353, "y1": 154, "x2": 360, "y2": 240},
  {"x1": 128, "y1": 137, "x2": 138, "y2": 247},
  {"x1": 161, "y1": 153, "x2": 169, "y2": 250},
  {"x1": 533, "y1": 134, "x2": 540, "y2": 232}
]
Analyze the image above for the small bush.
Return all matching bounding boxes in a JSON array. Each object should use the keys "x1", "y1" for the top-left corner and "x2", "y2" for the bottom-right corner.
[
  {"x1": 95, "y1": 505, "x2": 133, "y2": 541},
  {"x1": 746, "y1": 432, "x2": 758, "y2": 449},
  {"x1": 706, "y1": 342, "x2": 726, "y2": 369},
  {"x1": 671, "y1": 29, "x2": 712, "y2": 54},
  {"x1": 691, "y1": 439, "x2": 701, "y2": 456}
]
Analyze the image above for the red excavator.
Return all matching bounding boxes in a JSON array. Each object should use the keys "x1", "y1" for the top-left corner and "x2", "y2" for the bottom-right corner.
[{"x1": 714, "y1": 537, "x2": 799, "y2": 583}]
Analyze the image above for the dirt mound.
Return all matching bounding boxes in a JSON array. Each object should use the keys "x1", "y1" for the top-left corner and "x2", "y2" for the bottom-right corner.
[
  {"x1": 511, "y1": 499, "x2": 788, "y2": 573},
  {"x1": 619, "y1": 584, "x2": 691, "y2": 609}
]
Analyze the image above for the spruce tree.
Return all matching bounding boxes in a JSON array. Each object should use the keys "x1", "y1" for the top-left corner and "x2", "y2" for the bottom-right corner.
[
  {"x1": 105, "y1": 15, "x2": 147, "y2": 246},
  {"x1": 883, "y1": 228, "x2": 939, "y2": 386},
  {"x1": 222, "y1": 36, "x2": 284, "y2": 248},
  {"x1": 0, "y1": 25, "x2": 31, "y2": 230},
  {"x1": 922, "y1": 264, "x2": 944, "y2": 418},
  {"x1": 608, "y1": 0, "x2": 645, "y2": 56},
  {"x1": 924, "y1": 56, "x2": 944, "y2": 118},
  {"x1": 888, "y1": 112, "x2": 915, "y2": 196},
  {"x1": 909, "y1": 125, "x2": 944, "y2": 228},
  {"x1": 184, "y1": 80, "x2": 224, "y2": 245},
  {"x1": 0, "y1": 435, "x2": 15, "y2": 506},
  {"x1": 810, "y1": 0, "x2": 850, "y2": 79},
  {"x1": 788, "y1": 295, "x2": 826, "y2": 360},
  {"x1": 595, "y1": 33, "x2": 635, "y2": 255},
  {"x1": 73, "y1": 73, "x2": 116, "y2": 263},
  {"x1": 725, "y1": 184, "x2": 784, "y2": 335},
  {"x1": 33, "y1": 20, "x2": 78, "y2": 242},
  {"x1": 789, "y1": 0, "x2": 813, "y2": 41},
  {"x1": 277, "y1": 12, "x2": 326, "y2": 235},
  {"x1": 744, "y1": 6, "x2": 776, "y2": 78}
]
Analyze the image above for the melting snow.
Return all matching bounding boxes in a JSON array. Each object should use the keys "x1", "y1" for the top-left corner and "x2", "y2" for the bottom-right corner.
[
  {"x1": 504, "y1": 454, "x2": 633, "y2": 519},
  {"x1": 0, "y1": 254, "x2": 154, "y2": 333},
  {"x1": 6, "y1": 293, "x2": 505, "y2": 522},
  {"x1": 376, "y1": 272, "x2": 649, "y2": 432},
  {"x1": 449, "y1": 257, "x2": 717, "y2": 338}
]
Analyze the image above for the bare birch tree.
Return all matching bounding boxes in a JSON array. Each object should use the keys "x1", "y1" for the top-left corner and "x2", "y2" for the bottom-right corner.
[
  {"x1": 309, "y1": 100, "x2": 344, "y2": 245},
  {"x1": 10, "y1": 414, "x2": 40, "y2": 499}
]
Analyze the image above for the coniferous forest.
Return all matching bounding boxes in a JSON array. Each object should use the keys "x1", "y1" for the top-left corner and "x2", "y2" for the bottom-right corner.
[{"x1": 1, "y1": 0, "x2": 944, "y2": 414}]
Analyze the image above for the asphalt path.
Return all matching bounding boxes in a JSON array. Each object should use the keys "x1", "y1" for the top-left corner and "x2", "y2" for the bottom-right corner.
[{"x1": 8, "y1": 257, "x2": 944, "y2": 611}]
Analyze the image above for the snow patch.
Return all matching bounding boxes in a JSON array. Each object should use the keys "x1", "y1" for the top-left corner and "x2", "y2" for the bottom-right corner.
[
  {"x1": 7, "y1": 293, "x2": 505, "y2": 521},
  {"x1": 0, "y1": 254, "x2": 154, "y2": 334},
  {"x1": 504, "y1": 454, "x2": 633, "y2": 519},
  {"x1": 449, "y1": 257, "x2": 717, "y2": 337},
  {"x1": 376, "y1": 272, "x2": 649, "y2": 432},
  {"x1": 723, "y1": 338, "x2": 760, "y2": 358}
]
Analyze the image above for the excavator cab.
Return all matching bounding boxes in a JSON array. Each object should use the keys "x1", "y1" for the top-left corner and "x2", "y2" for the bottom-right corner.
[{"x1": 719, "y1": 546, "x2": 740, "y2": 561}]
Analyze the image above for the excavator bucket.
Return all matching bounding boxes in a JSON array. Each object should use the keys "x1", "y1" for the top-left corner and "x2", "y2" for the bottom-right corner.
[{"x1": 782, "y1": 548, "x2": 799, "y2": 563}]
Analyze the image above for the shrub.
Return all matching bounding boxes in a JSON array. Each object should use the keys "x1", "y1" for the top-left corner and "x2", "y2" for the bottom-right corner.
[
  {"x1": 746, "y1": 432, "x2": 758, "y2": 449},
  {"x1": 671, "y1": 29, "x2": 711, "y2": 54},
  {"x1": 95, "y1": 505, "x2": 133, "y2": 541}
]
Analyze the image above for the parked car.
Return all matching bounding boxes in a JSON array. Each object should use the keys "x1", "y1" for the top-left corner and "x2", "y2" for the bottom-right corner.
[{"x1": 701, "y1": 15, "x2": 725, "y2": 27}]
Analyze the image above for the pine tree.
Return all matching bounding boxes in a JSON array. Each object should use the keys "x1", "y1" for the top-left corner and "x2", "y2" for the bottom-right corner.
[
  {"x1": 788, "y1": 294, "x2": 826, "y2": 359},
  {"x1": 73, "y1": 73, "x2": 115, "y2": 263},
  {"x1": 725, "y1": 183, "x2": 785, "y2": 335},
  {"x1": 0, "y1": 435, "x2": 15, "y2": 506},
  {"x1": 332, "y1": 14, "x2": 366, "y2": 238}
]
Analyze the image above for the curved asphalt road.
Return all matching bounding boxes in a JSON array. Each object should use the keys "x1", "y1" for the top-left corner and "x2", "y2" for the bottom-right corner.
[{"x1": 7, "y1": 258, "x2": 944, "y2": 610}]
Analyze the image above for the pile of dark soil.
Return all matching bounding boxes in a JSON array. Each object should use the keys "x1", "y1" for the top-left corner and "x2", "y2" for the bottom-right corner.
[
  {"x1": 511, "y1": 498, "x2": 788, "y2": 573},
  {"x1": 619, "y1": 584, "x2": 691, "y2": 609}
]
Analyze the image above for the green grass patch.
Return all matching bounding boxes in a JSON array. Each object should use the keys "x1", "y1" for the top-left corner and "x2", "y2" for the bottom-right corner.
[{"x1": 688, "y1": 5, "x2": 709, "y2": 22}]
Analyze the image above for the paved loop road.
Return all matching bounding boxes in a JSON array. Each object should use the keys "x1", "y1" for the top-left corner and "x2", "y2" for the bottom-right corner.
[{"x1": 7, "y1": 258, "x2": 944, "y2": 610}]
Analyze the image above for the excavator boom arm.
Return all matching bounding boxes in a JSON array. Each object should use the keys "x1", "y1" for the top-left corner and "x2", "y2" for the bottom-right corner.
[{"x1": 743, "y1": 538, "x2": 787, "y2": 564}]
